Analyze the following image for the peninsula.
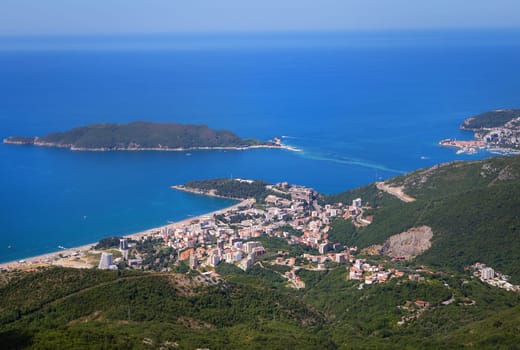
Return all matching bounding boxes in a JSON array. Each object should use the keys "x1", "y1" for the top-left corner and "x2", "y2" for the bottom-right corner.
[
  {"x1": 172, "y1": 178, "x2": 280, "y2": 201},
  {"x1": 440, "y1": 109, "x2": 520, "y2": 154},
  {"x1": 3, "y1": 121, "x2": 298, "y2": 151}
]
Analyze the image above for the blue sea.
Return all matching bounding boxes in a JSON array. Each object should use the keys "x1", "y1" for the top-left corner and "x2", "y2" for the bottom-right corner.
[{"x1": 2, "y1": 29, "x2": 520, "y2": 263}]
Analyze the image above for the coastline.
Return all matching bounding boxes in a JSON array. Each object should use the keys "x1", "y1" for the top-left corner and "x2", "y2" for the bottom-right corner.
[
  {"x1": 439, "y1": 110, "x2": 520, "y2": 155},
  {"x1": 0, "y1": 198, "x2": 251, "y2": 271},
  {"x1": 171, "y1": 184, "x2": 247, "y2": 200},
  {"x1": 3, "y1": 139, "x2": 301, "y2": 153},
  {"x1": 439, "y1": 138, "x2": 520, "y2": 155}
]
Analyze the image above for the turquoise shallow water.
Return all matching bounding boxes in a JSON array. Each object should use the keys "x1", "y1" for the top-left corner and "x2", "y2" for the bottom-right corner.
[{"x1": 1, "y1": 30, "x2": 520, "y2": 262}]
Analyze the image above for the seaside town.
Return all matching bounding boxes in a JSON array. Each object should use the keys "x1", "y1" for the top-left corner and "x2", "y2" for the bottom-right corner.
[
  {"x1": 3, "y1": 179, "x2": 518, "y2": 294},
  {"x1": 95, "y1": 180, "x2": 402, "y2": 289},
  {"x1": 1, "y1": 179, "x2": 410, "y2": 290},
  {"x1": 439, "y1": 113, "x2": 520, "y2": 154},
  {"x1": 438, "y1": 139, "x2": 486, "y2": 155}
]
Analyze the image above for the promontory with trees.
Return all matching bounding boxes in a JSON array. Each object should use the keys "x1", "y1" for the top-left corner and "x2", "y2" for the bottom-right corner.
[{"x1": 440, "y1": 109, "x2": 520, "y2": 154}]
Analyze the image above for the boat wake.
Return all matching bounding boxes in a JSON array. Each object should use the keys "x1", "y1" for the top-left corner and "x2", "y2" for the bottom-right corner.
[{"x1": 297, "y1": 151, "x2": 405, "y2": 174}]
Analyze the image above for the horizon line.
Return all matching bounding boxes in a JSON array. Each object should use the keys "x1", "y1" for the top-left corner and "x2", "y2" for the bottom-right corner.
[{"x1": 1, "y1": 26, "x2": 520, "y2": 39}]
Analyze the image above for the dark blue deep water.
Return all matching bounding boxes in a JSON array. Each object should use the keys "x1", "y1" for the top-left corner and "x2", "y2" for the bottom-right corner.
[{"x1": 1, "y1": 30, "x2": 520, "y2": 262}]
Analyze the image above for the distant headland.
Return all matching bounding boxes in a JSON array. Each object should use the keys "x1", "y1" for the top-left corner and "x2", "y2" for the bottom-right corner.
[
  {"x1": 440, "y1": 109, "x2": 520, "y2": 155},
  {"x1": 3, "y1": 121, "x2": 299, "y2": 152}
]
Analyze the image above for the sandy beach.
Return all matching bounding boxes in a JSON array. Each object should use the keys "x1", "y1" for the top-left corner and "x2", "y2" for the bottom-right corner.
[{"x1": 0, "y1": 198, "x2": 252, "y2": 271}]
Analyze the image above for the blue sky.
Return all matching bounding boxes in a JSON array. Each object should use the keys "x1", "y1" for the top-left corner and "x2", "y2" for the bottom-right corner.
[{"x1": 1, "y1": 0, "x2": 519, "y2": 36}]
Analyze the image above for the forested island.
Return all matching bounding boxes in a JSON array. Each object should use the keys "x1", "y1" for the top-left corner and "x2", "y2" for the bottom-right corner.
[
  {"x1": 440, "y1": 109, "x2": 520, "y2": 154},
  {"x1": 3, "y1": 121, "x2": 293, "y2": 151}
]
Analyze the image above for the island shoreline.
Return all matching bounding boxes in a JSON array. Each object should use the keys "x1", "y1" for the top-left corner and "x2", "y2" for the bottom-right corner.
[{"x1": 3, "y1": 138, "x2": 301, "y2": 153}]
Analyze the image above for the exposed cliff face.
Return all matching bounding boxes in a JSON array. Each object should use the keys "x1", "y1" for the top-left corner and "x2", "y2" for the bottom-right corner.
[{"x1": 379, "y1": 226, "x2": 433, "y2": 260}]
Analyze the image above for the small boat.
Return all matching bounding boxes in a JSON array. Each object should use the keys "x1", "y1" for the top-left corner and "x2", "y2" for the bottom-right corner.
[{"x1": 58, "y1": 245, "x2": 66, "y2": 250}]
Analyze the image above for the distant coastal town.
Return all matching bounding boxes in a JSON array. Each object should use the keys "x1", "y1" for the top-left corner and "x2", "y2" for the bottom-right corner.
[{"x1": 440, "y1": 109, "x2": 520, "y2": 155}]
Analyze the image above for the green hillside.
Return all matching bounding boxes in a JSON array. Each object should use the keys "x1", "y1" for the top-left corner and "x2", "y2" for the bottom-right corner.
[
  {"x1": 2, "y1": 263, "x2": 519, "y2": 349},
  {"x1": 327, "y1": 156, "x2": 520, "y2": 282},
  {"x1": 181, "y1": 178, "x2": 271, "y2": 199},
  {"x1": 177, "y1": 178, "x2": 293, "y2": 203},
  {"x1": 0, "y1": 268, "x2": 329, "y2": 349},
  {"x1": 461, "y1": 109, "x2": 520, "y2": 130},
  {"x1": 297, "y1": 267, "x2": 520, "y2": 350}
]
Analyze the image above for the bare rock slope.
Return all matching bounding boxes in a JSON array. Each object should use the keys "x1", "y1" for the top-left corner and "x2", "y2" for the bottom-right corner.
[{"x1": 379, "y1": 226, "x2": 433, "y2": 259}]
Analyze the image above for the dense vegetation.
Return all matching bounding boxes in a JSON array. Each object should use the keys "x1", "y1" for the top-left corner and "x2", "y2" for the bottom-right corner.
[
  {"x1": 94, "y1": 236, "x2": 122, "y2": 250},
  {"x1": 461, "y1": 109, "x2": 520, "y2": 130},
  {"x1": 328, "y1": 155, "x2": 520, "y2": 282},
  {"x1": 6, "y1": 122, "x2": 264, "y2": 149},
  {"x1": 297, "y1": 267, "x2": 520, "y2": 349},
  {"x1": 326, "y1": 181, "x2": 401, "y2": 208},
  {"x1": 182, "y1": 178, "x2": 284, "y2": 202},
  {"x1": 0, "y1": 268, "x2": 329, "y2": 349},
  {"x1": 2, "y1": 262, "x2": 520, "y2": 349}
]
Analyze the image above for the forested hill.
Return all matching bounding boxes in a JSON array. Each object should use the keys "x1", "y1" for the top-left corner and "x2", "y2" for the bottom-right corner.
[
  {"x1": 175, "y1": 178, "x2": 273, "y2": 200},
  {"x1": 3, "y1": 122, "x2": 266, "y2": 150},
  {"x1": 460, "y1": 109, "x2": 520, "y2": 130},
  {"x1": 0, "y1": 268, "x2": 329, "y2": 349},
  {"x1": 173, "y1": 178, "x2": 304, "y2": 204},
  {"x1": 327, "y1": 155, "x2": 520, "y2": 282}
]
